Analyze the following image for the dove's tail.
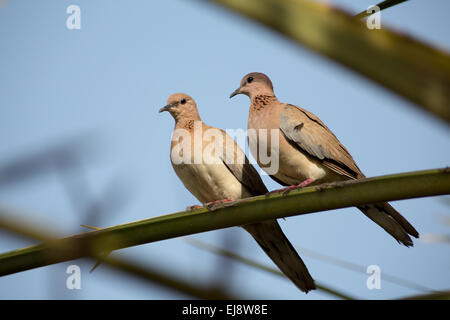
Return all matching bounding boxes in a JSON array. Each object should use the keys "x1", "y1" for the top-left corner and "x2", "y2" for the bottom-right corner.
[
  {"x1": 243, "y1": 220, "x2": 315, "y2": 293},
  {"x1": 358, "y1": 203, "x2": 419, "y2": 247}
]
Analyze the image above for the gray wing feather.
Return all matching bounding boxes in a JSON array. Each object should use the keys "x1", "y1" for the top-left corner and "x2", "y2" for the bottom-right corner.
[
  {"x1": 223, "y1": 160, "x2": 268, "y2": 196},
  {"x1": 280, "y1": 104, "x2": 363, "y2": 179},
  {"x1": 220, "y1": 130, "x2": 268, "y2": 195}
]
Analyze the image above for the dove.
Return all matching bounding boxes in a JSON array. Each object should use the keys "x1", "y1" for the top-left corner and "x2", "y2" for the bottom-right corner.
[
  {"x1": 159, "y1": 93, "x2": 315, "y2": 293},
  {"x1": 230, "y1": 72, "x2": 419, "y2": 246}
]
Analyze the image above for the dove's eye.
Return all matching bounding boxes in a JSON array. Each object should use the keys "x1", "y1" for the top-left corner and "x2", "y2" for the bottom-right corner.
[
  {"x1": 247, "y1": 76, "x2": 254, "y2": 83},
  {"x1": 180, "y1": 98, "x2": 187, "y2": 104}
]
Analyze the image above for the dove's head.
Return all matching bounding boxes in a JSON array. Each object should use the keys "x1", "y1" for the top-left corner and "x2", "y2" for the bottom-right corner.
[
  {"x1": 230, "y1": 72, "x2": 274, "y2": 99},
  {"x1": 159, "y1": 93, "x2": 200, "y2": 122}
]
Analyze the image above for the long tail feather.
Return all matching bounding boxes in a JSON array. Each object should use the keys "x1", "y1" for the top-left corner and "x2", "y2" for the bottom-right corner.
[
  {"x1": 358, "y1": 203, "x2": 419, "y2": 247},
  {"x1": 243, "y1": 220, "x2": 315, "y2": 293}
]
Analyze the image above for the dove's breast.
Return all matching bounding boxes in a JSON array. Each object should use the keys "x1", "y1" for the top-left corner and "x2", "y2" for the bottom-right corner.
[
  {"x1": 248, "y1": 103, "x2": 329, "y2": 185},
  {"x1": 171, "y1": 157, "x2": 252, "y2": 204}
]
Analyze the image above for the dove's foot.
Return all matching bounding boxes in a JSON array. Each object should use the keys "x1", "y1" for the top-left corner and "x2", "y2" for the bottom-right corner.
[
  {"x1": 266, "y1": 178, "x2": 316, "y2": 196},
  {"x1": 205, "y1": 199, "x2": 233, "y2": 211},
  {"x1": 186, "y1": 204, "x2": 203, "y2": 211}
]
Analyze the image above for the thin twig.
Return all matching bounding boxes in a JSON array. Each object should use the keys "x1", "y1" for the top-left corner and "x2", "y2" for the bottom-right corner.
[
  {"x1": 355, "y1": 0, "x2": 409, "y2": 19},
  {"x1": 185, "y1": 238, "x2": 357, "y2": 300}
]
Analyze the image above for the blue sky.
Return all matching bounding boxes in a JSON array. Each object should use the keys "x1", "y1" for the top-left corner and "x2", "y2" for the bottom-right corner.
[{"x1": 0, "y1": 0, "x2": 449, "y2": 299}]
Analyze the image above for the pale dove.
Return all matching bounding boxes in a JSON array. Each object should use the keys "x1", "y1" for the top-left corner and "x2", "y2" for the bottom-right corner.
[
  {"x1": 159, "y1": 93, "x2": 315, "y2": 293},
  {"x1": 230, "y1": 72, "x2": 419, "y2": 246}
]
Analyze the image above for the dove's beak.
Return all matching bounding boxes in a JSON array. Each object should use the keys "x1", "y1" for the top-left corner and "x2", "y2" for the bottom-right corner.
[
  {"x1": 158, "y1": 104, "x2": 174, "y2": 113},
  {"x1": 229, "y1": 87, "x2": 241, "y2": 99}
]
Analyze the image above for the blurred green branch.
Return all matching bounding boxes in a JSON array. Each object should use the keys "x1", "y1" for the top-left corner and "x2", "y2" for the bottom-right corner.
[
  {"x1": 88, "y1": 254, "x2": 237, "y2": 299},
  {"x1": 185, "y1": 238, "x2": 357, "y2": 300},
  {"x1": 401, "y1": 290, "x2": 450, "y2": 300},
  {"x1": 355, "y1": 0, "x2": 409, "y2": 19},
  {"x1": 0, "y1": 214, "x2": 358, "y2": 299},
  {"x1": 187, "y1": 238, "x2": 433, "y2": 294},
  {"x1": 296, "y1": 246, "x2": 433, "y2": 292},
  {"x1": 208, "y1": 0, "x2": 450, "y2": 123},
  {"x1": 421, "y1": 233, "x2": 450, "y2": 245},
  {"x1": 0, "y1": 211, "x2": 238, "y2": 299},
  {"x1": 1, "y1": 217, "x2": 362, "y2": 300},
  {"x1": 0, "y1": 168, "x2": 448, "y2": 277}
]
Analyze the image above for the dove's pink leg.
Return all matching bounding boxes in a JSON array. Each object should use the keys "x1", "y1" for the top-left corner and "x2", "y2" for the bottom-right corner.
[
  {"x1": 266, "y1": 178, "x2": 315, "y2": 196},
  {"x1": 186, "y1": 204, "x2": 203, "y2": 211},
  {"x1": 205, "y1": 199, "x2": 233, "y2": 210},
  {"x1": 205, "y1": 199, "x2": 232, "y2": 206}
]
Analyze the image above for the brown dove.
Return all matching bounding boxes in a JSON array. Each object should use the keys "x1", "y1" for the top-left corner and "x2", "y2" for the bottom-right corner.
[
  {"x1": 159, "y1": 93, "x2": 315, "y2": 293},
  {"x1": 230, "y1": 72, "x2": 419, "y2": 246}
]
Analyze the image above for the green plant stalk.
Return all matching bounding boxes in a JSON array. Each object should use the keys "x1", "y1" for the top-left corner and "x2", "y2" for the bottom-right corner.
[
  {"x1": 0, "y1": 217, "x2": 353, "y2": 300},
  {"x1": 0, "y1": 212, "x2": 238, "y2": 299},
  {"x1": 207, "y1": 0, "x2": 450, "y2": 123},
  {"x1": 0, "y1": 168, "x2": 449, "y2": 276},
  {"x1": 355, "y1": 0, "x2": 409, "y2": 19}
]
